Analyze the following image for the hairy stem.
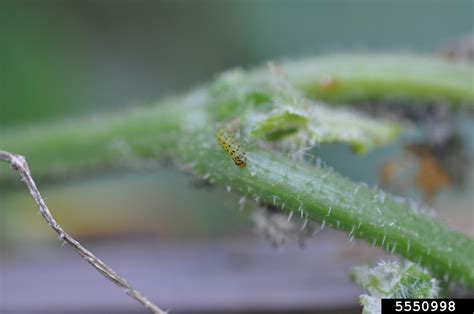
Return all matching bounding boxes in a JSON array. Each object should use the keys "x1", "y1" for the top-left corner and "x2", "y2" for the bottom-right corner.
[{"x1": 179, "y1": 130, "x2": 474, "y2": 288}]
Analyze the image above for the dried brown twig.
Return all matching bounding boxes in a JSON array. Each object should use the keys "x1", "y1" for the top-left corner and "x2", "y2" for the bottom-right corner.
[{"x1": 0, "y1": 150, "x2": 166, "y2": 314}]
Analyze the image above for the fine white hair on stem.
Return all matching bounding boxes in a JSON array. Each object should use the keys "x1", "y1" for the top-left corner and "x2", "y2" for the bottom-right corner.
[{"x1": 0, "y1": 150, "x2": 166, "y2": 314}]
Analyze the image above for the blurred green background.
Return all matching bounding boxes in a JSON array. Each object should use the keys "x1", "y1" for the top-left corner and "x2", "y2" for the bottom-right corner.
[
  {"x1": 1, "y1": 1, "x2": 473, "y2": 313},
  {"x1": 2, "y1": 0, "x2": 473, "y2": 127}
]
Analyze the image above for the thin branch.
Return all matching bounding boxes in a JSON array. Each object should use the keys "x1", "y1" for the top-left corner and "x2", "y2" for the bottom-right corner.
[{"x1": 0, "y1": 150, "x2": 166, "y2": 314}]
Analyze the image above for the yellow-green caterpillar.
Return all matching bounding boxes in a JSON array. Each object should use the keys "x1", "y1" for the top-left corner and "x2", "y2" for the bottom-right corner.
[{"x1": 216, "y1": 128, "x2": 247, "y2": 168}]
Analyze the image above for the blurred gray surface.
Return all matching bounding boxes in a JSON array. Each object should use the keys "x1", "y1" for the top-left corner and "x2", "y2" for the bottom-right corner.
[{"x1": 0, "y1": 231, "x2": 391, "y2": 313}]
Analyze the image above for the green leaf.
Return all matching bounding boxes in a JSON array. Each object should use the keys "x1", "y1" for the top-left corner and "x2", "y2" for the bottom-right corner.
[
  {"x1": 352, "y1": 261, "x2": 439, "y2": 314},
  {"x1": 215, "y1": 67, "x2": 401, "y2": 153}
]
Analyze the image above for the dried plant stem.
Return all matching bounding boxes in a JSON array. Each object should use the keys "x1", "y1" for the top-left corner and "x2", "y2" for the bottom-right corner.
[{"x1": 0, "y1": 150, "x2": 166, "y2": 314}]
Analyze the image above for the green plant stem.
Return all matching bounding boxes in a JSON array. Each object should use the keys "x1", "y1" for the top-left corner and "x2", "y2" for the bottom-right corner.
[
  {"x1": 180, "y1": 130, "x2": 474, "y2": 288},
  {"x1": 1, "y1": 54, "x2": 473, "y2": 287},
  {"x1": 271, "y1": 54, "x2": 474, "y2": 106}
]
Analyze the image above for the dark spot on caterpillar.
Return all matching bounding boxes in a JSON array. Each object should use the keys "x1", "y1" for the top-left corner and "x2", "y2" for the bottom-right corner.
[{"x1": 216, "y1": 128, "x2": 247, "y2": 168}]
